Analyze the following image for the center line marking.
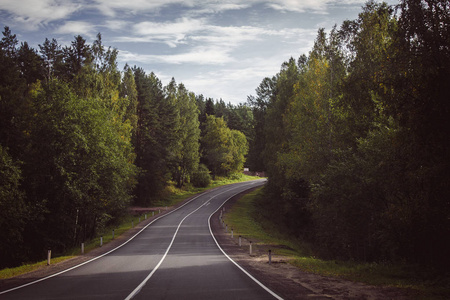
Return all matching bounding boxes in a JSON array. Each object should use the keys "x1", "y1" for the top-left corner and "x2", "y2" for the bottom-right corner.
[{"x1": 124, "y1": 185, "x2": 244, "y2": 300}]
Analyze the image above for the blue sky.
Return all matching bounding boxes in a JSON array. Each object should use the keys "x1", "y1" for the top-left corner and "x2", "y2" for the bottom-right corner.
[{"x1": 0, "y1": 0, "x2": 397, "y2": 104}]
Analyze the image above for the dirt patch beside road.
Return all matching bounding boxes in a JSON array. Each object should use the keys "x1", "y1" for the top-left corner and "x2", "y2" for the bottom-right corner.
[{"x1": 210, "y1": 190, "x2": 415, "y2": 300}]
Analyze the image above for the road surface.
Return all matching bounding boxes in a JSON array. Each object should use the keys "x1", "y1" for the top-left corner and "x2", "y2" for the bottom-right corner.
[{"x1": 1, "y1": 180, "x2": 282, "y2": 300}]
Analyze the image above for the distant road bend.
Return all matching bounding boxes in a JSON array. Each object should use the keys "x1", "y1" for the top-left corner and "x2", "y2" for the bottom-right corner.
[{"x1": 1, "y1": 179, "x2": 282, "y2": 300}]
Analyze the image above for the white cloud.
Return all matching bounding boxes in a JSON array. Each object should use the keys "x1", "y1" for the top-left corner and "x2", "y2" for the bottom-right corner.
[
  {"x1": 118, "y1": 46, "x2": 233, "y2": 65},
  {"x1": 103, "y1": 20, "x2": 130, "y2": 31},
  {"x1": 265, "y1": 0, "x2": 330, "y2": 13},
  {"x1": 129, "y1": 18, "x2": 205, "y2": 47},
  {"x1": 55, "y1": 21, "x2": 96, "y2": 38},
  {"x1": 120, "y1": 16, "x2": 312, "y2": 52},
  {"x1": 181, "y1": 66, "x2": 273, "y2": 102},
  {"x1": 0, "y1": 0, "x2": 81, "y2": 30},
  {"x1": 92, "y1": 0, "x2": 342, "y2": 17},
  {"x1": 92, "y1": 0, "x2": 195, "y2": 16}
]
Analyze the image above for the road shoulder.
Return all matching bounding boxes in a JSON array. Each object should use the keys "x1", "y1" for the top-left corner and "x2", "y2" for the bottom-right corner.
[{"x1": 210, "y1": 189, "x2": 413, "y2": 300}]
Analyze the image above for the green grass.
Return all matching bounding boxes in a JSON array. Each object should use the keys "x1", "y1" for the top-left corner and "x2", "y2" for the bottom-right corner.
[
  {"x1": 0, "y1": 173, "x2": 261, "y2": 280},
  {"x1": 0, "y1": 256, "x2": 74, "y2": 280},
  {"x1": 153, "y1": 173, "x2": 261, "y2": 207},
  {"x1": 223, "y1": 187, "x2": 450, "y2": 300}
]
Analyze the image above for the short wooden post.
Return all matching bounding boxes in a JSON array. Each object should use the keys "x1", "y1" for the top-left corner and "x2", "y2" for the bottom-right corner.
[
  {"x1": 231, "y1": 229, "x2": 234, "y2": 238},
  {"x1": 225, "y1": 224, "x2": 228, "y2": 232},
  {"x1": 47, "y1": 249, "x2": 51, "y2": 265},
  {"x1": 81, "y1": 243, "x2": 84, "y2": 254},
  {"x1": 249, "y1": 241, "x2": 252, "y2": 255},
  {"x1": 112, "y1": 229, "x2": 115, "y2": 239},
  {"x1": 145, "y1": 214, "x2": 147, "y2": 220},
  {"x1": 239, "y1": 235, "x2": 242, "y2": 247},
  {"x1": 100, "y1": 236, "x2": 103, "y2": 247}
]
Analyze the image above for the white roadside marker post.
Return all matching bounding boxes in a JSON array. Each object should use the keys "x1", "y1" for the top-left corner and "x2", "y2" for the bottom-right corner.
[{"x1": 47, "y1": 249, "x2": 51, "y2": 266}]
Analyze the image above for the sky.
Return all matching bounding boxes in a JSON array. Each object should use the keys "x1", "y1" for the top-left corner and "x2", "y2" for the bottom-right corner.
[{"x1": 0, "y1": 0, "x2": 398, "y2": 105}]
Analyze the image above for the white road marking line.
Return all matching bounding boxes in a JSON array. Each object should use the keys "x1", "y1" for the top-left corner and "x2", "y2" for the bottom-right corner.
[
  {"x1": 0, "y1": 180, "x2": 263, "y2": 297},
  {"x1": 207, "y1": 183, "x2": 284, "y2": 300},
  {"x1": 124, "y1": 184, "x2": 247, "y2": 300},
  {"x1": 0, "y1": 188, "x2": 213, "y2": 295}
]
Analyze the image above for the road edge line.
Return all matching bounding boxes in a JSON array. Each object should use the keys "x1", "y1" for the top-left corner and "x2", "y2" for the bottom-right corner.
[
  {"x1": 207, "y1": 183, "x2": 284, "y2": 300},
  {"x1": 0, "y1": 189, "x2": 212, "y2": 295},
  {"x1": 124, "y1": 183, "x2": 250, "y2": 299}
]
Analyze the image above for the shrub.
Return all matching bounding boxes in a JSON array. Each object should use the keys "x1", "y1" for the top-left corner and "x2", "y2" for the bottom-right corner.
[{"x1": 191, "y1": 164, "x2": 211, "y2": 188}]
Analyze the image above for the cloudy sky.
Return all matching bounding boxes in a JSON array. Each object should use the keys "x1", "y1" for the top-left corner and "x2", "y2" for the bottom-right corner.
[{"x1": 0, "y1": 0, "x2": 397, "y2": 104}]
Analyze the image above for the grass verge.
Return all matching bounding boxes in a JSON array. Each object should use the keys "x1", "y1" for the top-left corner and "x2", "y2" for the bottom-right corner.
[
  {"x1": 0, "y1": 173, "x2": 261, "y2": 280},
  {"x1": 223, "y1": 187, "x2": 449, "y2": 300}
]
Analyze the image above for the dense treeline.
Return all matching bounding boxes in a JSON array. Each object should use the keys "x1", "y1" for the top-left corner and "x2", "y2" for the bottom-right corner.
[
  {"x1": 1, "y1": 0, "x2": 448, "y2": 272},
  {"x1": 248, "y1": 0, "x2": 449, "y2": 269},
  {"x1": 0, "y1": 31, "x2": 248, "y2": 268}
]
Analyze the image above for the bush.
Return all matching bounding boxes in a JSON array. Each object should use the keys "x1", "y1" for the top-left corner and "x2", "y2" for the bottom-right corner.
[
  {"x1": 191, "y1": 164, "x2": 211, "y2": 188},
  {"x1": 229, "y1": 173, "x2": 243, "y2": 180}
]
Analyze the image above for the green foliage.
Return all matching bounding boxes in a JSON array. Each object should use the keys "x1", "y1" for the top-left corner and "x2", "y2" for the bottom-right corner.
[
  {"x1": 202, "y1": 115, "x2": 248, "y2": 177},
  {"x1": 0, "y1": 145, "x2": 27, "y2": 267},
  {"x1": 133, "y1": 68, "x2": 172, "y2": 204},
  {"x1": 169, "y1": 82, "x2": 201, "y2": 188},
  {"x1": 0, "y1": 27, "x2": 254, "y2": 269},
  {"x1": 191, "y1": 164, "x2": 211, "y2": 188},
  {"x1": 22, "y1": 79, "x2": 137, "y2": 255},
  {"x1": 247, "y1": 0, "x2": 450, "y2": 271}
]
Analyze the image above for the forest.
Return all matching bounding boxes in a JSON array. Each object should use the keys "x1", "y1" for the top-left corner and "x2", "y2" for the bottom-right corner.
[
  {"x1": 0, "y1": 29, "x2": 250, "y2": 268},
  {"x1": 1, "y1": 0, "x2": 449, "y2": 271},
  {"x1": 247, "y1": 0, "x2": 449, "y2": 270}
]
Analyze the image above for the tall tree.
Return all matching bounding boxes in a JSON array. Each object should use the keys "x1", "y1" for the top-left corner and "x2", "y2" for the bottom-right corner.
[
  {"x1": 171, "y1": 83, "x2": 200, "y2": 187},
  {"x1": 202, "y1": 115, "x2": 247, "y2": 177},
  {"x1": 0, "y1": 27, "x2": 27, "y2": 154},
  {"x1": 0, "y1": 145, "x2": 27, "y2": 268},
  {"x1": 39, "y1": 38, "x2": 63, "y2": 82},
  {"x1": 17, "y1": 41, "x2": 44, "y2": 85},
  {"x1": 22, "y1": 79, "x2": 137, "y2": 257}
]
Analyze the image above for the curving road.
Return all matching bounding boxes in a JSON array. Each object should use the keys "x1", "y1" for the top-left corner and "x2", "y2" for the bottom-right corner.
[{"x1": 1, "y1": 180, "x2": 282, "y2": 300}]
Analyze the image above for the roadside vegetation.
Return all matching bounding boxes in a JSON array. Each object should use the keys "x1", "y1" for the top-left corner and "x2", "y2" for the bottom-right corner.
[
  {"x1": 0, "y1": 26, "x2": 252, "y2": 269},
  {"x1": 0, "y1": 174, "x2": 259, "y2": 280},
  {"x1": 224, "y1": 187, "x2": 450, "y2": 300},
  {"x1": 246, "y1": 0, "x2": 449, "y2": 278},
  {"x1": 1, "y1": 0, "x2": 448, "y2": 290}
]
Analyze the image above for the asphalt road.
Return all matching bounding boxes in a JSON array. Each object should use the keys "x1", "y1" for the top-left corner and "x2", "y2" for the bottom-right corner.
[{"x1": 1, "y1": 180, "x2": 282, "y2": 300}]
